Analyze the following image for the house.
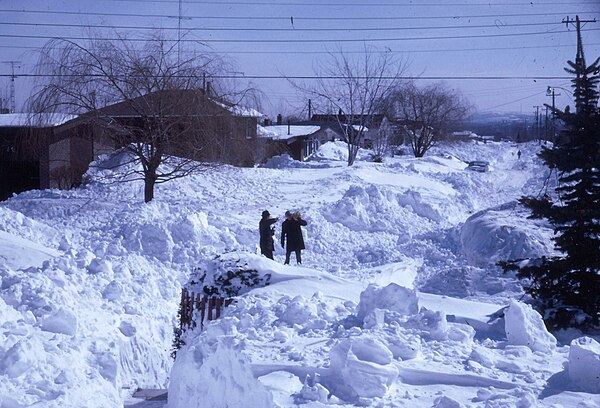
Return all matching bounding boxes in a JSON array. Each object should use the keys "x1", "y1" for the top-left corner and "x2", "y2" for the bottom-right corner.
[
  {"x1": 306, "y1": 113, "x2": 404, "y2": 148},
  {"x1": 0, "y1": 113, "x2": 75, "y2": 200},
  {"x1": 258, "y1": 124, "x2": 336, "y2": 162},
  {"x1": 45, "y1": 89, "x2": 264, "y2": 188},
  {"x1": 1, "y1": 90, "x2": 265, "y2": 200}
]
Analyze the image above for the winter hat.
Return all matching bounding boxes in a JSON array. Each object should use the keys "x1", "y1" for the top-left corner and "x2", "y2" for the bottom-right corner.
[{"x1": 262, "y1": 210, "x2": 270, "y2": 218}]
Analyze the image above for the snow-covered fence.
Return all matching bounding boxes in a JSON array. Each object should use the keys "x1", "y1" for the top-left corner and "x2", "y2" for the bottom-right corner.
[{"x1": 180, "y1": 288, "x2": 233, "y2": 330}]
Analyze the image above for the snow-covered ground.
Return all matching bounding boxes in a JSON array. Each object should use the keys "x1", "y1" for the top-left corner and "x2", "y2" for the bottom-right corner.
[{"x1": 0, "y1": 140, "x2": 598, "y2": 407}]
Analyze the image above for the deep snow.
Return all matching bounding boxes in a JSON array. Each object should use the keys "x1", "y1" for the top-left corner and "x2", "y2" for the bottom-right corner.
[{"x1": 0, "y1": 140, "x2": 598, "y2": 407}]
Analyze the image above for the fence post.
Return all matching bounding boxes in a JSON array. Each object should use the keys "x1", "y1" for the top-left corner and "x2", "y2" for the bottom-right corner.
[{"x1": 180, "y1": 290, "x2": 232, "y2": 330}]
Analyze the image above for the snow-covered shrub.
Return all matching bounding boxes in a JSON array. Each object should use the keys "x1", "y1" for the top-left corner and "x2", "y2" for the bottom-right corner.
[{"x1": 190, "y1": 252, "x2": 271, "y2": 297}]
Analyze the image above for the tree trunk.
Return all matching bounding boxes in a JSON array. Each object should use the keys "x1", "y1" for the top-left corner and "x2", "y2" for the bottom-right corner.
[{"x1": 144, "y1": 172, "x2": 157, "y2": 203}]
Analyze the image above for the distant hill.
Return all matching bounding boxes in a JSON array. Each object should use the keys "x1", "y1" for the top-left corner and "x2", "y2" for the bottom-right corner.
[{"x1": 462, "y1": 111, "x2": 539, "y2": 142}]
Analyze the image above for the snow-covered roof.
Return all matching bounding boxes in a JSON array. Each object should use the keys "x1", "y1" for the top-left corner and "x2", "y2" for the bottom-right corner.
[
  {"x1": 0, "y1": 113, "x2": 77, "y2": 128},
  {"x1": 212, "y1": 100, "x2": 264, "y2": 118},
  {"x1": 257, "y1": 125, "x2": 321, "y2": 140}
]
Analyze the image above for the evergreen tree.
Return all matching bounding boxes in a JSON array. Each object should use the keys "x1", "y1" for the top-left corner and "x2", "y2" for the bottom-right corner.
[{"x1": 502, "y1": 48, "x2": 600, "y2": 329}]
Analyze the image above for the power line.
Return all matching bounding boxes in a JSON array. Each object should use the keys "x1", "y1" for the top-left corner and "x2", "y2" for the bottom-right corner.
[
  {"x1": 0, "y1": 20, "x2": 566, "y2": 33},
  {"x1": 86, "y1": 0, "x2": 600, "y2": 6},
  {"x1": 1, "y1": 27, "x2": 596, "y2": 43},
  {"x1": 0, "y1": 74, "x2": 573, "y2": 80},
  {"x1": 1, "y1": 8, "x2": 596, "y2": 22},
  {"x1": 3, "y1": 42, "x2": 595, "y2": 54}
]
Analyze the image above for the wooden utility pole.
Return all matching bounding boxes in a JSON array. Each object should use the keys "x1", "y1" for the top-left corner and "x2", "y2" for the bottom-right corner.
[
  {"x1": 563, "y1": 16, "x2": 597, "y2": 80},
  {"x1": 534, "y1": 105, "x2": 541, "y2": 142},
  {"x1": 2, "y1": 60, "x2": 20, "y2": 113}
]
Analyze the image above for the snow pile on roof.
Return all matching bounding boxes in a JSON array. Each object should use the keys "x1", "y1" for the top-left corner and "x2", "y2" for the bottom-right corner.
[
  {"x1": 258, "y1": 125, "x2": 321, "y2": 140},
  {"x1": 212, "y1": 100, "x2": 264, "y2": 117},
  {"x1": 0, "y1": 113, "x2": 76, "y2": 127}
]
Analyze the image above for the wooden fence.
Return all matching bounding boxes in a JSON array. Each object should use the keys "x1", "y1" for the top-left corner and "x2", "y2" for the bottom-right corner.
[{"x1": 180, "y1": 288, "x2": 233, "y2": 330}]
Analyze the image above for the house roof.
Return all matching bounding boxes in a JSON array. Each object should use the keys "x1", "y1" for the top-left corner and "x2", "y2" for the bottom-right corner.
[
  {"x1": 258, "y1": 125, "x2": 321, "y2": 141},
  {"x1": 94, "y1": 89, "x2": 263, "y2": 118},
  {"x1": 0, "y1": 113, "x2": 77, "y2": 128}
]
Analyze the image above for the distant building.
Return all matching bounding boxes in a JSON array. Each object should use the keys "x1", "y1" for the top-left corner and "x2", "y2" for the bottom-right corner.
[{"x1": 258, "y1": 124, "x2": 336, "y2": 162}]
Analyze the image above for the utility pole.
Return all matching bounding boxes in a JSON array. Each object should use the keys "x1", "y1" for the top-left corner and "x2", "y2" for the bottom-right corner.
[
  {"x1": 546, "y1": 87, "x2": 561, "y2": 142},
  {"x1": 3, "y1": 60, "x2": 21, "y2": 113},
  {"x1": 563, "y1": 16, "x2": 597, "y2": 81},
  {"x1": 533, "y1": 105, "x2": 541, "y2": 142},
  {"x1": 308, "y1": 99, "x2": 312, "y2": 120}
]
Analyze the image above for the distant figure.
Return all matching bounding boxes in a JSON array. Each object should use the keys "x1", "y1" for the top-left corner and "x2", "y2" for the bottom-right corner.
[
  {"x1": 281, "y1": 210, "x2": 308, "y2": 265},
  {"x1": 517, "y1": 150, "x2": 522, "y2": 160},
  {"x1": 259, "y1": 210, "x2": 278, "y2": 260}
]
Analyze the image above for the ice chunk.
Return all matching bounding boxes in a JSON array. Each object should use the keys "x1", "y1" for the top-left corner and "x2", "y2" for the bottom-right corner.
[
  {"x1": 1, "y1": 337, "x2": 45, "y2": 378},
  {"x1": 40, "y1": 308, "x2": 77, "y2": 336},
  {"x1": 328, "y1": 338, "x2": 397, "y2": 399},
  {"x1": 504, "y1": 300, "x2": 556, "y2": 352},
  {"x1": 568, "y1": 336, "x2": 600, "y2": 393},
  {"x1": 357, "y1": 283, "x2": 418, "y2": 322}
]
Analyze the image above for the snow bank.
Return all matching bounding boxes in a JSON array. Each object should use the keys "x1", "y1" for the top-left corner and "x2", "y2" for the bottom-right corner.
[
  {"x1": 324, "y1": 184, "x2": 441, "y2": 233},
  {"x1": 460, "y1": 202, "x2": 553, "y2": 267},
  {"x1": 261, "y1": 153, "x2": 310, "y2": 169},
  {"x1": 168, "y1": 323, "x2": 273, "y2": 408},
  {"x1": 568, "y1": 336, "x2": 600, "y2": 393},
  {"x1": 311, "y1": 141, "x2": 349, "y2": 162},
  {"x1": 504, "y1": 300, "x2": 556, "y2": 352}
]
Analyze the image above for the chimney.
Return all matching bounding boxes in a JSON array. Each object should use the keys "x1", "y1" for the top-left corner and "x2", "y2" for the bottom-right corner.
[
  {"x1": 287, "y1": 119, "x2": 291, "y2": 135},
  {"x1": 277, "y1": 113, "x2": 282, "y2": 125}
]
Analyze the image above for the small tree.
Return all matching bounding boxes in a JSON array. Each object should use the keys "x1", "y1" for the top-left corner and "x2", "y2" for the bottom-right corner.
[
  {"x1": 30, "y1": 33, "x2": 235, "y2": 202},
  {"x1": 297, "y1": 46, "x2": 407, "y2": 166},
  {"x1": 371, "y1": 116, "x2": 393, "y2": 161},
  {"x1": 500, "y1": 50, "x2": 600, "y2": 329},
  {"x1": 387, "y1": 82, "x2": 470, "y2": 157}
]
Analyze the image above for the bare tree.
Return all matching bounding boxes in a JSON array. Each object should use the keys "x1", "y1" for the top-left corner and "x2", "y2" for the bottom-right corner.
[
  {"x1": 296, "y1": 46, "x2": 408, "y2": 166},
  {"x1": 387, "y1": 82, "x2": 471, "y2": 157},
  {"x1": 29, "y1": 33, "x2": 240, "y2": 202}
]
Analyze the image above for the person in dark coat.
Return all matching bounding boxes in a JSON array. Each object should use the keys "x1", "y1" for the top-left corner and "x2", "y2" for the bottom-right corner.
[
  {"x1": 259, "y1": 210, "x2": 278, "y2": 260},
  {"x1": 281, "y1": 210, "x2": 308, "y2": 265}
]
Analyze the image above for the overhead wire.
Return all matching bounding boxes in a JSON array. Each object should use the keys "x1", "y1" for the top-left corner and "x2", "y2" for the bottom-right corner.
[
  {"x1": 0, "y1": 74, "x2": 573, "y2": 80},
  {"x1": 0, "y1": 8, "x2": 596, "y2": 21},
  {"x1": 1, "y1": 27, "x2": 596, "y2": 43},
  {"x1": 2, "y1": 42, "x2": 595, "y2": 54},
  {"x1": 79, "y1": 0, "x2": 600, "y2": 6},
  {"x1": 0, "y1": 20, "x2": 567, "y2": 32}
]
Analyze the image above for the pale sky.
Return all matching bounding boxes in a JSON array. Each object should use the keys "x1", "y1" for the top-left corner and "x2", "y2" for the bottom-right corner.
[{"x1": 1, "y1": 0, "x2": 599, "y2": 119}]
